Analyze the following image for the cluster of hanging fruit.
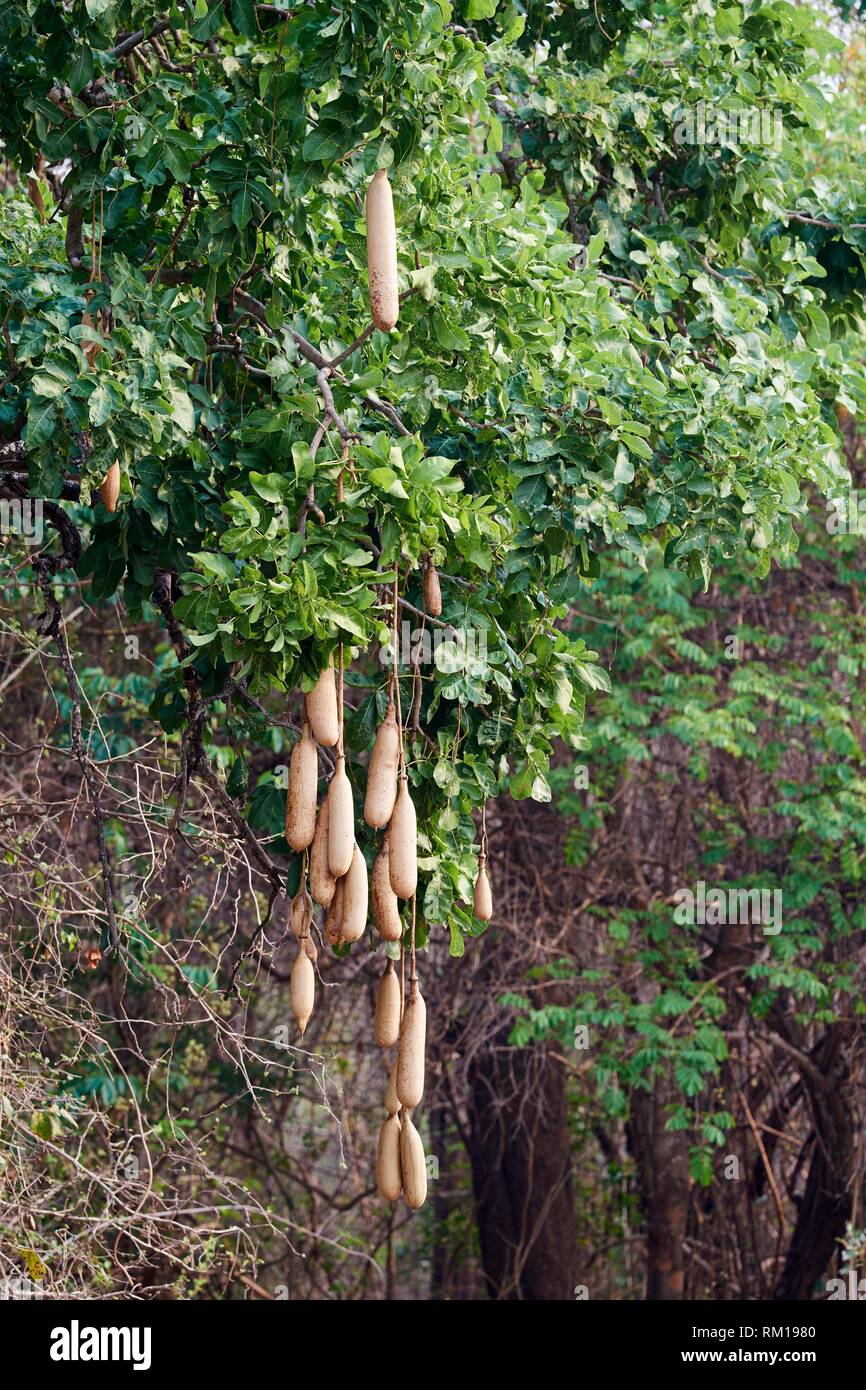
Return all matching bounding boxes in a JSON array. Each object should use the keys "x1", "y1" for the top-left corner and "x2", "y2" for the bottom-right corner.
[
  {"x1": 274, "y1": 169, "x2": 490, "y2": 1210},
  {"x1": 283, "y1": 624, "x2": 492, "y2": 1213}
]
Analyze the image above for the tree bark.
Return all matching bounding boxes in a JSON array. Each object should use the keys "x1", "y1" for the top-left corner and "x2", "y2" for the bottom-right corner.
[
  {"x1": 630, "y1": 1073, "x2": 691, "y2": 1300},
  {"x1": 466, "y1": 1040, "x2": 578, "y2": 1300},
  {"x1": 773, "y1": 1034, "x2": 854, "y2": 1301}
]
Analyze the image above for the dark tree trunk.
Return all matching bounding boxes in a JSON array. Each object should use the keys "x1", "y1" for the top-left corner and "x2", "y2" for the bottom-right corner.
[
  {"x1": 773, "y1": 1034, "x2": 854, "y2": 1301},
  {"x1": 630, "y1": 1073, "x2": 691, "y2": 1300},
  {"x1": 466, "y1": 1041, "x2": 577, "y2": 1300}
]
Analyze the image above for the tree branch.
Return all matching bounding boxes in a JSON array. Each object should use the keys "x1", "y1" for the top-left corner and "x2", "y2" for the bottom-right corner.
[
  {"x1": 233, "y1": 291, "x2": 412, "y2": 436},
  {"x1": 328, "y1": 287, "x2": 419, "y2": 369},
  {"x1": 111, "y1": 20, "x2": 173, "y2": 61}
]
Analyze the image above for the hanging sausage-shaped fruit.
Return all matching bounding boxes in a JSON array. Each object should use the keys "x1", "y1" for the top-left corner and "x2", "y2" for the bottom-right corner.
[
  {"x1": 389, "y1": 775, "x2": 417, "y2": 900},
  {"x1": 307, "y1": 658, "x2": 340, "y2": 747},
  {"x1": 364, "y1": 693, "x2": 400, "y2": 829},
  {"x1": 284, "y1": 718, "x2": 318, "y2": 852},
  {"x1": 374, "y1": 959, "x2": 401, "y2": 1049},
  {"x1": 366, "y1": 169, "x2": 399, "y2": 333}
]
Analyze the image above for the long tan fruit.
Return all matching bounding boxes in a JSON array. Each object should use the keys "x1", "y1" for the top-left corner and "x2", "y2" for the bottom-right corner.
[
  {"x1": 309, "y1": 799, "x2": 335, "y2": 907},
  {"x1": 284, "y1": 721, "x2": 317, "y2": 851},
  {"x1": 388, "y1": 775, "x2": 417, "y2": 899},
  {"x1": 374, "y1": 959, "x2": 401, "y2": 1048},
  {"x1": 290, "y1": 886, "x2": 313, "y2": 939},
  {"x1": 473, "y1": 860, "x2": 493, "y2": 922},
  {"x1": 376, "y1": 1113, "x2": 402, "y2": 1201},
  {"x1": 384, "y1": 1063, "x2": 400, "y2": 1117},
  {"x1": 400, "y1": 1113, "x2": 427, "y2": 1210},
  {"x1": 291, "y1": 949, "x2": 315, "y2": 1035},
  {"x1": 306, "y1": 658, "x2": 339, "y2": 747},
  {"x1": 100, "y1": 462, "x2": 120, "y2": 513},
  {"x1": 422, "y1": 557, "x2": 442, "y2": 618},
  {"x1": 327, "y1": 755, "x2": 354, "y2": 878},
  {"x1": 366, "y1": 169, "x2": 398, "y2": 333},
  {"x1": 364, "y1": 697, "x2": 400, "y2": 828},
  {"x1": 341, "y1": 843, "x2": 368, "y2": 943},
  {"x1": 325, "y1": 876, "x2": 344, "y2": 945},
  {"x1": 396, "y1": 978, "x2": 426, "y2": 1109},
  {"x1": 372, "y1": 834, "x2": 402, "y2": 942}
]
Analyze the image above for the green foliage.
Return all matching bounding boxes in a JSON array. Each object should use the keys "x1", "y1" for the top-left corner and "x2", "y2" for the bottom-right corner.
[
  {"x1": 513, "y1": 506, "x2": 866, "y2": 1172},
  {"x1": 2, "y1": 0, "x2": 866, "y2": 954}
]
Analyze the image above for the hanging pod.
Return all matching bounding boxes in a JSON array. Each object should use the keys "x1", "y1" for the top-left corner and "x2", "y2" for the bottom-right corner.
[
  {"x1": 374, "y1": 959, "x2": 401, "y2": 1048},
  {"x1": 422, "y1": 556, "x2": 442, "y2": 618},
  {"x1": 364, "y1": 697, "x2": 400, "y2": 829},
  {"x1": 309, "y1": 799, "x2": 336, "y2": 908},
  {"x1": 290, "y1": 886, "x2": 313, "y2": 939},
  {"x1": 327, "y1": 755, "x2": 354, "y2": 879},
  {"x1": 341, "y1": 843, "x2": 368, "y2": 944},
  {"x1": 372, "y1": 834, "x2": 402, "y2": 942},
  {"x1": 396, "y1": 977, "x2": 426, "y2": 1110},
  {"x1": 291, "y1": 948, "x2": 315, "y2": 1035},
  {"x1": 366, "y1": 169, "x2": 399, "y2": 333},
  {"x1": 473, "y1": 855, "x2": 493, "y2": 922},
  {"x1": 306, "y1": 657, "x2": 340, "y2": 747},
  {"x1": 325, "y1": 876, "x2": 345, "y2": 946},
  {"x1": 388, "y1": 775, "x2": 417, "y2": 900},
  {"x1": 376, "y1": 1113, "x2": 402, "y2": 1202},
  {"x1": 400, "y1": 1113, "x2": 427, "y2": 1211},
  {"x1": 284, "y1": 721, "x2": 318, "y2": 852},
  {"x1": 100, "y1": 462, "x2": 120, "y2": 513},
  {"x1": 384, "y1": 1062, "x2": 400, "y2": 1117}
]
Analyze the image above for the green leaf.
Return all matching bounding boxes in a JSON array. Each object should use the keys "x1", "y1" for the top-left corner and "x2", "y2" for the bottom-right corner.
[
  {"x1": 317, "y1": 605, "x2": 368, "y2": 640},
  {"x1": 575, "y1": 663, "x2": 611, "y2": 693},
  {"x1": 31, "y1": 374, "x2": 68, "y2": 399},
  {"x1": 249, "y1": 472, "x2": 290, "y2": 504},
  {"x1": 291, "y1": 442, "x2": 314, "y2": 480},
  {"x1": 69, "y1": 46, "x2": 94, "y2": 94},
  {"x1": 26, "y1": 398, "x2": 56, "y2": 446},
  {"x1": 613, "y1": 451, "x2": 635, "y2": 485},
  {"x1": 432, "y1": 308, "x2": 471, "y2": 352},
  {"x1": 776, "y1": 470, "x2": 800, "y2": 506},
  {"x1": 88, "y1": 383, "x2": 113, "y2": 426},
  {"x1": 232, "y1": 187, "x2": 253, "y2": 231},
  {"x1": 302, "y1": 126, "x2": 345, "y2": 163},
  {"x1": 368, "y1": 467, "x2": 409, "y2": 499},
  {"x1": 486, "y1": 111, "x2": 503, "y2": 155},
  {"x1": 192, "y1": 552, "x2": 237, "y2": 582},
  {"x1": 714, "y1": 5, "x2": 743, "y2": 38},
  {"x1": 231, "y1": 0, "x2": 257, "y2": 36},
  {"x1": 168, "y1": 388, "x2": 195, "y2": 434}
]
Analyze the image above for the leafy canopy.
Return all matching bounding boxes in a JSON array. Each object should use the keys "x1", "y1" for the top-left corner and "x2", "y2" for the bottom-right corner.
[{"x1": 1, "y1": 0, "x2": 864, "y2": 950}]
